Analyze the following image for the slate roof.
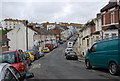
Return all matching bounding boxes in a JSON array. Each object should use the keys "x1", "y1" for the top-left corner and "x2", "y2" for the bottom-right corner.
[{"x1": 101, "y1": 1, "x2": 118, "y2": 12}]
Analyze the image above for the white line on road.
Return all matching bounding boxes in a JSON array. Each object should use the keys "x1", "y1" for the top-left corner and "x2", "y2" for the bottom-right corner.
[{"x1": 29, "y1": 63, "x2": 41, "y2": 71}]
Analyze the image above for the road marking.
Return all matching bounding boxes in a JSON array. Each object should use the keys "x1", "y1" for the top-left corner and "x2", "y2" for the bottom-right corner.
[{"x1": 29, "y1": 63, "x2": 41, "y2": 71}]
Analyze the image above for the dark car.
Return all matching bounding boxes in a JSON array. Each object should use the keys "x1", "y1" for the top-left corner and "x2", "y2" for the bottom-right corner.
[
  {"x1": 66, "y1": 52, "x2": 78, "y2": 60},
  {"x1": 59, "y1": 40, "x2": 63, "y2": 44},
  {"x1": 39, "y1": 51, "x2": 45, "y2": 57},
  {"x1": 27, "y1": 49, "x2": 40, "y2": 60}
]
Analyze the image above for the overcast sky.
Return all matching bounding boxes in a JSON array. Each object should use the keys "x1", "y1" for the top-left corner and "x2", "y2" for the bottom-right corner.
[{"x1": 1, "y1": 0, "x2": 110, "y2": 24}]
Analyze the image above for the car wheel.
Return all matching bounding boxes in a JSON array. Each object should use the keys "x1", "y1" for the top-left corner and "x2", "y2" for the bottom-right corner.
[
  {"x1": 109, "y1": 62, "x2": 120, "y2": 75},
  {"x1": 85, "y1": 60, "x2": 92, "y2": 69},
  {"x1": 76, "y1": 58, "x2": 78, "y2": 60},
  {"x1": 66, "y1": 57, "x2": 69, "y2": 60}
]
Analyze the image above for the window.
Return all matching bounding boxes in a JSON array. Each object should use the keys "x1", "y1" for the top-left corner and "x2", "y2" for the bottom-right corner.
[
  {"x1": 87, "y1": 39, "x2": 89, "y2": 47},
  {"x1": 103, "y1": 14, "x2": 105, "y2": 25},
  {"x1": 112, "y1": 33, "x2": 116, "y2": 38},
  {"x1": 105, "y1": 34, "x2": 109, "y2": 39},
  {"x1": 0, "y1": 52, "x2": 16, "y2": 64},
  {"x1": 110, "y1": 11, "x2": 114, "y2": 24},
  {"x1": 90, "y1": 44, "x2": 97, "y2": 52},
  {"x1": 96, "y1": 36, "x2": 99, "y2": 41},
  {"x1": 18, "y1": 50, "x2": 25, "y2": 62},
  {"x1": 9, "y1": 66, "x2": 21, "y2": 80},
  {"x1": 4, "y1": 69, "x2": 17, "y2": 81}
]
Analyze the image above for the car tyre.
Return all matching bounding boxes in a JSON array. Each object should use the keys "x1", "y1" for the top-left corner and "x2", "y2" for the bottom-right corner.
[
  {"x1": 66, "y1": 57, "x2": 69, "y2": 60},
  {"x1": 85, "y1": 60, "x2": 92, "y2": 69},
  {"x1": 109, "y1": 62, "x2": 120, "y2": 75}
]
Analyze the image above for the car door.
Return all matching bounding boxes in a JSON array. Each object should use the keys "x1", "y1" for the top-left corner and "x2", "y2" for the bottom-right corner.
[
  {"x1": 9, "y1": 66, "x2": 22, "y2": 81},
  {"x1": 90, "y1": 43, "x2": 106, "y2": 67},
  {"x1": 88, "y1": 44, "x2": 98, "y2": 66},
  {"x1": 4, "y1": 68, "x2": 18, "y2": 81}
]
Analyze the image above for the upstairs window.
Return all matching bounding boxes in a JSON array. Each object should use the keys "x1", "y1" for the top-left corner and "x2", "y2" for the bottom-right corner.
[
  {"x1": 110, "y1": 11, "x2": 114, "y2": 24},
  {"x1": 103, "y1": 14, "x2": 105, "y2": 25}
]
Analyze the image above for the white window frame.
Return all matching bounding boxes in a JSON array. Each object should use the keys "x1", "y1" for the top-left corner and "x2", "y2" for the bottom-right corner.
[
  {"x1": 103, "y1": 14, "x2": 105, "y2": 25},
  {"x1": 110, "y1": 11, "x2": 114, "y2": 24}
]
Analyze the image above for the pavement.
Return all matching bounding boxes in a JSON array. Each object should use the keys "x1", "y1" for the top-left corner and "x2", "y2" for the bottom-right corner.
[
  {"x1": 73, "y1": 40, "x2": 85, "y2": 62},
  {"x1": 28, "y1": 42, "x2": 120, "y2": 79}
]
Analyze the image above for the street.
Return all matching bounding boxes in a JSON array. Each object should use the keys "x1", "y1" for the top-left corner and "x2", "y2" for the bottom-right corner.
[{"x1": 29, "y1": 42, "x2": 120, "y2": 79}]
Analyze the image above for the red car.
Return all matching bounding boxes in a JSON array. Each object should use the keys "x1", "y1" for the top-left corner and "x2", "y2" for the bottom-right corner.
[
  {"x1": 45, "y1": 43, "x2": 54, "y2": 51},
  {"x1": 0, "y1": 49, "x2": 29, "y2": 76}
]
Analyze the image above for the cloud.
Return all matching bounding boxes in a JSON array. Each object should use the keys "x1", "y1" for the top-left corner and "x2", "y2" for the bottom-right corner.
[{"x1": 1, "y1": 0, "x2": 110, "y2": 23}]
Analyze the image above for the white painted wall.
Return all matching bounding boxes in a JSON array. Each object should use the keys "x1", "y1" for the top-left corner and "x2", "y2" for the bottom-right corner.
[
  {"x1": 7, "y1": 24, "x2": 36, "y2": 51},
  {"x1": 103, "y1": 29, "x2": 118, "y2": 39},
  {"x1": 47, "y1": 25, "x2": 55, "y2": 30},
  {"x1": 1, "y1": 20, "x2": 23, "y2": 30}
]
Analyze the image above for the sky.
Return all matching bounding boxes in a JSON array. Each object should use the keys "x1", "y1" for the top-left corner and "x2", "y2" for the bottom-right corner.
[{"x1": 1, "y1": 0, "x2": 110, "y2": 24}]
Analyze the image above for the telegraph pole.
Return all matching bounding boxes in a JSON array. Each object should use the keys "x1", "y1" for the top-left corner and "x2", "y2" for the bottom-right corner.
[{"x1": 25, "y1": 20, "x2": 29, "y2": 50}]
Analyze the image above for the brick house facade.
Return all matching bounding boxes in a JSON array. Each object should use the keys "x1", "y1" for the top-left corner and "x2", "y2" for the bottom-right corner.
[{"x1": 101, "y1": 1, "x2": 119, "y2": 39}]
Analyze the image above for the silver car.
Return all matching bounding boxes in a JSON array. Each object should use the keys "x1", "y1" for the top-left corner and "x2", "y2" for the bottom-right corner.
[
  {"x1": 0, "y1": 63, "x2": 34, "y2": 81},
  {"x1": 65, "y1": 48, "x2": 73, "y2": 56}
]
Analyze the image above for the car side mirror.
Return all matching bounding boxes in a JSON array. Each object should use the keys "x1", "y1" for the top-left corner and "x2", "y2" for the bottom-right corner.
[{"x1": 25, "y1": 72, "x2": 34, "y2": 78}]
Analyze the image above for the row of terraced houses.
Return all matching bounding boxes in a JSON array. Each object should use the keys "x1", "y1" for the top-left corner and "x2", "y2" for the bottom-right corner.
[
  {"x1": 0, "y1": 18, "x2": 82, "y2": 52},
  {"x1": 76, "y1": 0, "x2": 119, "y2": 56}
]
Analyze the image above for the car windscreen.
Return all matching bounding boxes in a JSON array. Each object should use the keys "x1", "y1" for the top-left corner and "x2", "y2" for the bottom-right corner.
[
  {"x1": 0, "y1": 52, "x2": 16, "y2": 64},
  {"x1": 18, "y1": 51, "x2": 25, "y2": 62},
  {"x1": 67, "y1": 49, "x2": 73, "y2": 51},
  {"x1": 31, "y1": 51, "x2": 36, "y2": 55},
  {"x1": 43, "y1": 48, "x2": 48, "y2": 50}
]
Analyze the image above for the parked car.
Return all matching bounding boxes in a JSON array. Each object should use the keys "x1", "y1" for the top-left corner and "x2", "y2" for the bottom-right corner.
[
  {"x1": 27, "y1": 49, "x2": 40, "y2": 60},
  {"x1": 53, "y1": 43, "x2": 58, "y2": 49},
  {"x1": 39, "y1": 51, "x2": 45, "y2": 57},
  {"x1": 67, "y1": 41, "x2": 73, "y2": 48},
  {"x1": 85, "y1": 38, "x2": 120, "y2": 75},
  {"x1": 59, "y1": 40, "x2": 63, "y2": 44},
  {"x1": 65, "y1": 48, "x2": 73, "y2": 56},
  {"x1": 0, "y1": 63, "x2": 34, "y2": 81},
  {"x1": 0, "y1": 49, "x2": 30, "y2": 77},
  {"x1": 24, "y1": 52, "x2": 35, "y2": 62},
  {"x1": 62, "y1": 39, "x2": 67, "y2": 42},
  {"x1": 41, "y1": 47, "x2": 50, "y2": 53},
  {"x1": 45, "y1": 43, "x2": 54, "y2": 51},
  {"x1": 66, "y1": 52, "x2": 78, "y2": 60}
]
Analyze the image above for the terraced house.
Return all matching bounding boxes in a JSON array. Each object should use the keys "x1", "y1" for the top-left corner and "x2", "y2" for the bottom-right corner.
[
  {"x1": 76, "y1": 0, "x2": 119, "y2": 56},
  {"x1": 101, "y1": 0, "x2": 119, "y2": 39},
  {"x1": 1, "y1": 19, "x2": 26, "y2": 30}
]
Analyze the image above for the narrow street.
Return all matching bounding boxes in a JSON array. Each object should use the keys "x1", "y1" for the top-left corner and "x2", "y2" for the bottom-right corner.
[{"x1": 29, "y1": 42, "x2": 120, "y2": 79}]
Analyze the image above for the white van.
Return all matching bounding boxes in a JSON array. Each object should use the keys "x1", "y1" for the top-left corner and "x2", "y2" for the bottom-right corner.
[{"x1": 67, "y1": 41, "x2": 73, "y2": 48}]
